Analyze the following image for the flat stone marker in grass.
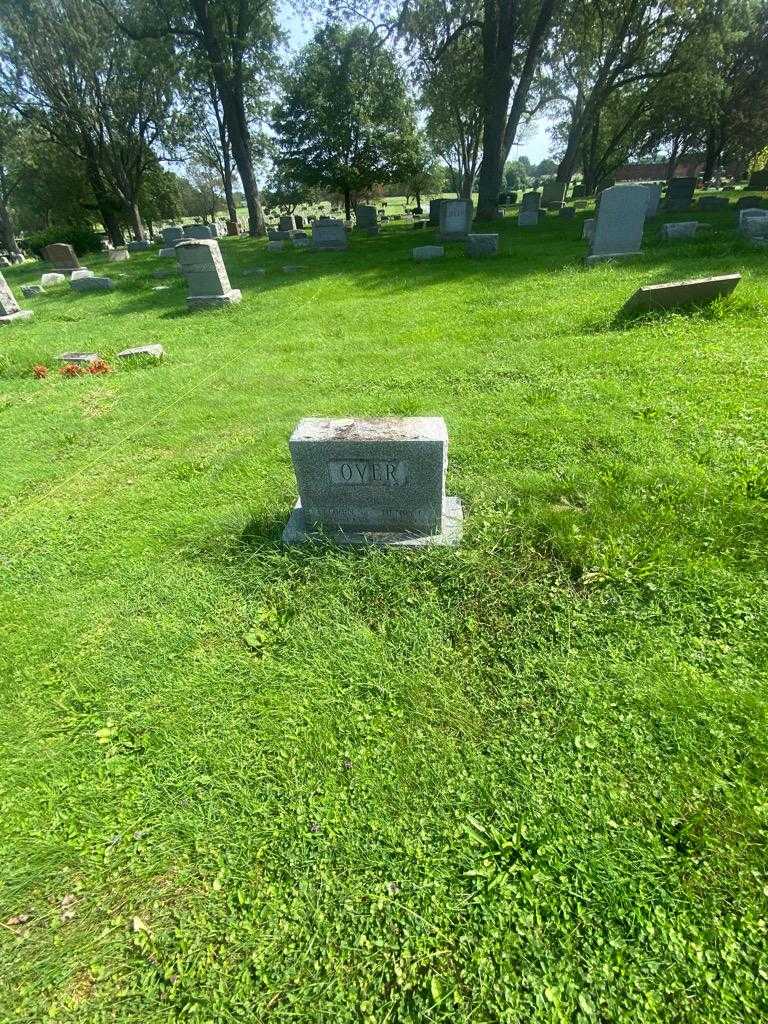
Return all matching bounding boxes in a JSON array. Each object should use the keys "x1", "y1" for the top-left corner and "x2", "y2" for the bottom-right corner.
[
  {"x1": 42, "y1": 242, "x2": 81, "y2": 274},
  {"x1": 413, "y1": 245, "x2": 444, "y2": 260},
  {"x1": 0, "y1": 273, "x2": 33, "y2": 324},
  {"x1": 118, "y1": 344, "x2": 164, "y2": 360},
  {"x1": 57, "y1": 351, "x2": 100, "y2": 364},
  {"x1": 127, "y1": 239, "x2": 152, "y2": 252},
  {"x1": 698, "y1": 195, "x2": 730, "y2": 211},
  {"x1": 41, "y1": 272, "x2": 66, "y2": 287},
  {"x1": 312, "y1": 220, "x2": 348, "y2": 251},
  {"x1": 439, "y1": 200, "x2": 473, "y2": 241},
  {"x1": 660, "y1": 222, "x2": 704, "y2": 240},
  {"x1": 665, "y1": 177, "x2": 696, "y2": 212},
  {"x1": 622, "y1": 273, "x2": 741, "y2": 313},
  {"x1": 71, "y1": 275, "x2": 114, "y2": 292},
  {"x1": 21, "y1": 284, "x2": 44, "y2": 298},
  {"x1": 71, "y1": 269, "x2": 94, "y2": 281},
  {"x1": 283, "y1": 416, "x2": 463, "y2": 547},
  {"x1": 586, "y1": 184, "x2": 646, "y2": 265},
  {"x1": 176, "y1": 239, "x2": 241, "y2": 310},
  {"x1": 107, "y1": 248, "x2": 130, "y2": 262},
  {"x1": 517, "y1": 210, "x2": 539, "y2": 227},
  {"x1": 466, "y1": 234, "x2": 498, "y2": 257}
]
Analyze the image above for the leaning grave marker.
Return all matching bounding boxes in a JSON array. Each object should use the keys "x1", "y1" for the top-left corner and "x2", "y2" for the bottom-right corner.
[
  {"x1": 622, "y1": 273, "x2": 740, "y2": 313},
  {"x1": 176, "y1": 239, "x2": 241, "y2": 310},
  {"x1": 283, "y1": 417, "x2": 463, "y2": 548},
  {"x1": 42, "y1": 243, "x2": 81, "y2": 274},
  {"x1": 0, "y1": 273, "x2": 33, "y2": 324},
  {"x1": 586, "y1": 184, "x2": 647, "y2": 265}
]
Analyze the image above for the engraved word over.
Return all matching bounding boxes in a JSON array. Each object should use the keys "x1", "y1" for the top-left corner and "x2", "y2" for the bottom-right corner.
[{"x1": 329, "y1": 460, "x2": 408, "y2": 486}]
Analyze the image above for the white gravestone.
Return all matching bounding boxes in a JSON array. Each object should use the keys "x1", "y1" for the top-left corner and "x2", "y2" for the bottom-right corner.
[
  {"x1": 0, "y1": 273, "x2": 33, "y2": 324},
  {"x1": 176, "y1": 239, "x2": 241, "y2": 310},
  {"x1": 586, "y1": 184, "x2": 647, "y2": 265},
  {"x1": 283, "y1": 417, "x2": 463, "y2": 547}
]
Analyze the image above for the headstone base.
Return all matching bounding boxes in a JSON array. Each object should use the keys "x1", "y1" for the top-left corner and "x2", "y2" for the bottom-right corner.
[
  {"x1": 283, "y1": 496, "x2": 463, "y2": 548},
  {"x1": 187, "y1": 288, "x2": 242, "y2": 310},
  {"x1": 0, "y1": 309, "x2": 33, "y2": 325},
  {"x1": 585, "y1": 251, "x2": 642, "y2": 266}
]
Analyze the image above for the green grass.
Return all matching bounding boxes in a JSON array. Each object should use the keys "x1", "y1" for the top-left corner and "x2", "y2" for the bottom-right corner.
[{"x1": 1, "y1": 207, "x2": 767, "y2": 1023}]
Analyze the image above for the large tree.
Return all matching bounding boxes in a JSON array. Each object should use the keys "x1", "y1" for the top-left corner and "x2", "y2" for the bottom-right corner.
[
  {"x1": 272, "y1": 25, "x2": 420, "y2": 221},
  {"x1": 0, "y1": 108, "x2": 25, "y2": 257}
]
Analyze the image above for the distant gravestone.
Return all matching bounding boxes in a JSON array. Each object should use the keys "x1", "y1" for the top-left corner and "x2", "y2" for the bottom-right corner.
[
  {"x1": 582, "y1": 218, "x2": 595, "y2": 242},
  {"x1": 312, "y1": 220, "x2": 348, "y2": 251},
  {"x1": 356, "y1": 205, "x2": 378, "y2": 229},
  {"x1": 107, "y1": 248, "x2": 130, "y2": 262},
  {"x1": 428, "y1": 199, "x2": 446, "y2": 226},
  {"x1": 698, "y1": 195, "x2": 729, "y2": 211},
  {"x1": 465, "y1": 234, "x2": 498, "y2": 257},
  {"x1": 660, "y1": 221, "x2": 703, "y2": 240},
  {"x1": 159, "y1": 226, "x2": 185, "y2": 255},
  {"x1": 184, "y1": 224, "x2": 215, "y2": 240},
  {"x1": 176, "y1": 239, "x2": 241, "y2": 310},
  {"x1": 517, "y1": 210, "x2": 539, "y2": 227},
  {"x1": 747, "y1": 169, "x2": 768, "y2": 190},
  {"x1": 282, "y1": 417, "x2": 463, "y2": 548},
  {"x1": 622, "y1": 273, "x2": 740, "y2": 313},
  {"x1": 521, "y1": 191, "x2": 541, "y2": 213},
  {"x1": 413, "y1": 245, "x2": 444, "y2": 260},
  {"x1": 665, "y1": 177, "x2": 696, "y2": 212},
  {"x1": 70, "y1": 275, "x2": 114, "y2": 292},
  {"x1": 558, "y1": 207, "x2": 576, "y2": 220},
  {"x1": 541, "y1": 180, "x2": 567, "y2": 208},
  {"x1": 736, "y1": 195, "x2": 764, "y2": 211},
  {"x1": 0, "y1": 273, "x2": 33, "y2": 324},
  {"x1": 127, "y1": 240, "x2": 152, "y2": 252},
  {"x1": 572, "y1": 184, "x2": 586, "y2": 199},
  {"x1": 41, "y1": 272, "x2": 66, "y2": 287},
  {"x1": 643, "y1": 183, "x2": 662, "y2": 217},
  {"x1": 439, "y1": 200, "x2": 473, "y2": 240},
  {"x1": 294, "y1": 215, "x2": 305, "y2": 229},
  {"x1": 279, "y1": 215, "x2": 296, "y2": 232},
  {"x1": 266, "y1": 241, "x2": 286, "y2": 253},
  {"x1": 586, "y1": 184, "x2": 646, "y2": 264},
  {"x1": 739, "y1": 211, "x2": 768, "y2": 239},
  {"x1": 42, "y1": 243, "x2": 81, "y2": 273}
]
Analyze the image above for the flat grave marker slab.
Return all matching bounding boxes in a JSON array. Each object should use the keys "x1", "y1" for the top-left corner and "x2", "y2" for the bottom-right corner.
[{"x1": 622, "y1": 273, "x2": 741, "y2": 313}]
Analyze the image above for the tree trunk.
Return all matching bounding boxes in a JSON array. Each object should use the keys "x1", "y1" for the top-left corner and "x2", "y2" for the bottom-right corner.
[
  {"x1": 460, "y1": 169, "x2": 474, "y2": 199},
  {"x1": 344, "y1": 189, "x2": 352, "y2": 221},
  {"x1": 556, "y1": 112, "x2": 583, "y2": 184},
  {"x1": 478, "y1": 0, "x2": 560, "y2": 220},
  {"x1": 129, "y1": 202, "x2": 145, "y2": 241},
  {"x1": 703, "y1": 127, "x2": 723, "y2": 182},
  {"x1": 665, "y1": 136, "x2": 681, "y2": 183},
  {"x1": 84, "y1": 156, "x2": 124, "y2": 245},
  {"x1": 0, "y1": 195, "x2": 23, "y2": 257}
]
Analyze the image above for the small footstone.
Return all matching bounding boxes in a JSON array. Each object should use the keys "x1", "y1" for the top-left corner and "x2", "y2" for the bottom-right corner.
[
  {"x1": 267, "y1": 240, "x2": 286, "y2": 253},
  {"x1": 622, "y1": 273, "x2": 741, "y2": 313},
  {"x1": 70, "y1": 269, "x2": 94, "y2": 281},
  {"x1": 107, "y1": 248, "x2": 130, "y2": 262},
  {"x1": 57, "y1": 352, "x2": 100, "y2": 363},
  {"x1": 660, "y1": 222, "x2": 703, "y2": 240},
  {"x1": 21, "y1": 285, "x2": 44, "y2": 298},
  {"x1": 517, "y1": 210, "x2": 539, "y2": 227},
  {"x1": 118, "y1": 344, "x2": 164, "y2": 359},
  {"x1": 413, "y1": 245, "x2": 444, "y2": 260},
  {"x1": 465, "y1": 234, "x2": 499, "y2": 257},
  {"x1": 41, "y1": 273, "x2": 66, "y2": 287}
]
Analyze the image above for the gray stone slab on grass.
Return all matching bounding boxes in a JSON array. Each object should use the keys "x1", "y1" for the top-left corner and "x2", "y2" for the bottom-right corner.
[
  {"x1": 57, "y1": 351, "x2": 99, "y2": 363},
  {"x1": 356, "y1": 205, "x2": 378, "y2": 228},
  {"x1": 70, "y1": 276, "x2": 114, "y2": 291},
  {"x1": 118, "y1": 344, "x2": 165, "y2": 359},
  {"x1": 465, "y1": 234, "x2": 498, "y2": 257},
  {"x1": 587, "y1": 184, "x2": 647, "y2": 264},
  {"x1": 413, "y1": 245, "x2": 444, "y2": 260},
  {"x1": 176, "y1": 238, "x2": 241, "y2": 310},
  {"x1": 622, "y1": 273, "x2": 741, "y2": 313},
  {"x1": 41, "y1": 272, "x2": 66, "y2": 287},
  {"x1": 107, "y1": 248, "x2": 130, "y2": 262},
  {"x1": 70, "y1": 269, "x2": 94, "y2": 281},
  {"x1": 184, "y1": 224, "x2": 215, "y2": 240},
  {"x1": 283, "y1": 416, "x2": 463, "y2": 548},
  {"x1": 127, "y1": 240, "x2": 152, "y2": 252},
  {"x1": 740, "y1": 213, "x2": 768, "y2": 238},
  {"x1": 161, "y1": 226, "x2": 185, "y2": 247},
  {"x1": 660, "y1": 222, "x2": 704, "y2": 240},
  {"x1": 438, "y1": 199, "x2": 473, "y2": 240},
  {"x1": 21, "y1": 284, "x2": 44, "y2": 298}
]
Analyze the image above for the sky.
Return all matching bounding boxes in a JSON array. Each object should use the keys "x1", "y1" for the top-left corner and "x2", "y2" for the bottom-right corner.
[{"x1": 278, "y1": 4, "x2": 555, "y2": 166}]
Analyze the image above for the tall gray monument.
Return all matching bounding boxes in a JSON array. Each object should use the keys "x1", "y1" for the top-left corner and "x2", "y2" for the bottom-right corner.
[
  {"x1": 586, "y1": 184, "x2": 647, "y2": 264},
  {"x1": 438, "y1": 200, "x2": 473, "y2": 240},
  {"x1": 176, "y1": 239, "x2": 241, "y2": 309},
  {"x1": 283, "y1": 417, "x2": 463, "y2": 547}
]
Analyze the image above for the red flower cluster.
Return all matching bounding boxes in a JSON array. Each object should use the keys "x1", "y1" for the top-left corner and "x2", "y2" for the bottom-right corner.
[
  {"x1": 33, "y1": 364, "x2": 48, "y2": 379},
  {"x1": 59, "y1": 363, "x2": 83, "y2": 377},
  {"x1": 88, "y1": 359, "x2": 111, "y2": 375}
]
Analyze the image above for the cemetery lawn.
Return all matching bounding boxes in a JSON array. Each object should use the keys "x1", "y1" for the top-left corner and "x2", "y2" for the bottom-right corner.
[{"x1": 2, "y1": 210, "x2": 768, "y2": 1023}]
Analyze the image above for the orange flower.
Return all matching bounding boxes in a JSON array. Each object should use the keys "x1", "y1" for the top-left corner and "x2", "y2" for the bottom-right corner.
[
  {"x1": 59, "y1": 363, "x2": 83, "y2": 377},
  {"x1": 33, "y1": 364, "x2": 48, "y2": 379},
  {"x1": 88, "y1": 359, "x2": 112, "y2": 375}
]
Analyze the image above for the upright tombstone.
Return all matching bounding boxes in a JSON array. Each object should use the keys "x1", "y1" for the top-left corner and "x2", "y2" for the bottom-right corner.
[
  {"x1": 739, "y1": 210, "x2": 768, "y2": 240},
  {"x1": 312, "y1": 220, "x2": 348, "y2": 251},
  {"x1": 665, "y1": 177, "x2": 696, "y2": 212},
  {"x1": 278, "y1": 215, "x2": 296, "y2": 233},
  {"x1": 127, "y1": 239, "x2": 152, "y2": 252},
  {"x1": 541, "y1": 180, "x2": 567, "y2": 208},
  {"x1": 698, "y1": 195, "x2": 730, "y2": 211},
  {"x1": 438, "y1": 200, "x2": 473, "y2": 241},
  {"x1": 521, "y1": 191, "x2": 541, "y2": 214},
  {"x1": 0, "y1": 273, "x2": 33, "y2": 324},
  {"x1": 160, "y1": 226, "x2": 185, "y2": 256},
  {"x1": 428, "y1": 198, "x2": 447, "y2": 227},
  {"x1": 282, "y1": 417, "x2": 463, "y2": 547},
  {"x1": 356, "y1": 205, "x2": 378, "y2": 229},
  {"x1": 586, "y1": 184, "x2": 647, "y2": 264},
  {"x1": 294, "y1": 214, "x2": 305, "y2": 229},
  {"x1": 747, "y1": 169, "x2": 768, "y2": 190},
  {"x1": 107, "y1": 247, "x2": 130, "y2": 262},
  {"x1": 736, "y1": 195, "x2": 764, "y2": 211},
  {"x1": 572, "y1": 183, "x2": 586, "y2": 199},
  {"x1": 176, "y1": 239, "x2": 241, "y2": 310},
  {"x1": 643, "y1": 183, "x2": 662, "y2": 217},
  {"x1": 582, "y1": 218, "x2": 596, "y2": 242},
  {"x1": 184, "y1": 224, "x2": 215, "y2": 240},
  {"x1": 42, "y1": 243, "x2": 81, "y2": 274}
]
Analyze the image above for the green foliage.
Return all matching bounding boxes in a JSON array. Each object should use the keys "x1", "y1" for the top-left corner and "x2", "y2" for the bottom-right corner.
[
  {"x1": 1, "y1": 203, "x2": 768, "y2": 1020},
  {"x1": 272, "y1": 25, "x2": 420, "y2": 211},
  {"x1": 23, "y1": 222, "x2": 103, "y2": 256}
]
